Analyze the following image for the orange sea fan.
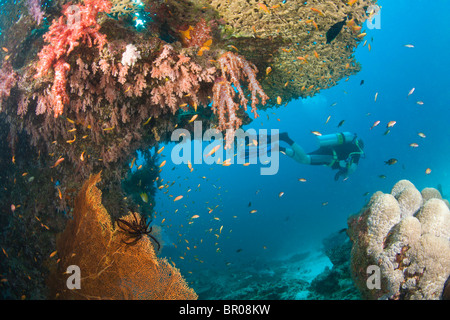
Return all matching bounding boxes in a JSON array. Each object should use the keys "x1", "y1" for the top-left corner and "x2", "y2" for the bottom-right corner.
[{"x1": 48, "y1": 172, "x2": 197, "y2": 300}]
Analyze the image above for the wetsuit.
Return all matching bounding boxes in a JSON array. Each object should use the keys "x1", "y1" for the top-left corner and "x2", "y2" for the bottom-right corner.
[{"x1": 280, "y1": 133, "x2": 363, "y2": 180}]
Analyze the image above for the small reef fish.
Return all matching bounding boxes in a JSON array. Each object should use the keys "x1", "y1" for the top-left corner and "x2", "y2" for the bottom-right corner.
[
  {"x1": 418, "y1": 132, "x2": 426, "y2": 138},
  {"x1": 404, "y1": 44, "x2": 414, "y2": 48},
  {"x1": 374, "y1": 92, "x2": 379, "y2": 102},
  {"x1": 311, "y1": 8, "x2": 324, "y2": 16},
  {"x1": 205, "y1": 145, "x2": 221, "y2": 158},
  {"x1": 143, "y1": 116, "x2": 152, "y2": 125},
  {"x1": 347, "y1": 0, "x2": 358, "y2": 6},
  {"x1": 409, "y1": 143, "x2": 419, "y2": 148},
  {"x1": 385, "y1": 158, "x2": 398, "y2": 165},
  {"x1": 311, "y1": 131, "x2": 322, "y2": 136},
  {"x1": 337, "y1": 120, "x2": 345, "y2": 127},
  {"x1": 278, "y1": 192, "x2": 284, "y2": 198},
  {"x1": 416, "y1": 101, "x2": 424, "y2": 105},
  {"x1": 159, "y1": 160, "x2": 166, "y2": 168},
  {"x1": 370, "y1": 120, "x2": 380, "y2": 130},
  {"x1": 326, "y1": 17, "x2": 347, "y2": 44},
  {"x1": 174, "y1": 195, "x2": 183, "y2": 202},
  {"x1": 387, "y1": 121, "x2": 396, "y2": 128},
  {"x1": 266, "y1": 67, "x2": 272, "y2": 75},
  {"x1": 257, "y1": 3, "x2": 270, "y2": 14},
  {"x1": 51, "y1": 157, "x2": 65, "y2": 168},
  {"x1": 407, "y1": 87, "x2": 415, "y2": 98},
  {"x1": 140, "y1": 192, "x2": 149, "y2": 203},
  {"x1": 66, "y1": 136, "x2": 76, "y2": 144},
  {"x1": 56, "y1": 187, "x2": 62, "y2": 200},
  {"x1": 298, "y1": 178, "x2": 307, "y2": 182},
  {"x1": 425, "y1": 168, "x2": 432, "y2": 175},
  {"x1": 188, "y1": 114, "x2": 198, "y2": 123}
]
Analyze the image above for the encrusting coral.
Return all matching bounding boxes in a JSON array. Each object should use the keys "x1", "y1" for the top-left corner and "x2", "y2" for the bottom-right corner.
[
  {"x1": 197, "y1": 0, "x2": 374, "y2": 106},
  {"x1": 49, "y1": 172, "x2": 197, "y2": 300},
  {"x1": 348, "y1": 179, "x2": 450, "y2": 300}
]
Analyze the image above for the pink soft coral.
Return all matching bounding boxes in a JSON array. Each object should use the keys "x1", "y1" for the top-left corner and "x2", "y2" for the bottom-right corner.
[
  {"x1": 150, "y1": 44, "x2": 216, "y2": 113},
  {"x1": 212, "y1": 52, "x2": 269, "y2": 148},
  {"x1": 0, "y1": 62, "x2": 17, "y2": 103},
  {"x1": 35, "y1": 0, "x2": 112, "y2": 117}
]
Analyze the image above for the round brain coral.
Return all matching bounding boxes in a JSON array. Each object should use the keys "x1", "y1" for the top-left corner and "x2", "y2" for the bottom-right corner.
[{"x1": 348, "y1": 179, "x2": 450, "y2": 300}]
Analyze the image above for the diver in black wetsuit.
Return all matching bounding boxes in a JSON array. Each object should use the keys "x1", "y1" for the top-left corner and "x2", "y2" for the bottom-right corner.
[{"x1": 278, "y1": 132, "x2": 365, "y2": 181}]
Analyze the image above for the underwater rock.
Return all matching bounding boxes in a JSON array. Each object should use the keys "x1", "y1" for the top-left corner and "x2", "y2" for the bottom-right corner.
[
  {"x1": 307, "y1": 230, "x2": 360, "y2": 300},
  {"x1": 348, "y1": 180, "x2": 450, "y2": 300}
]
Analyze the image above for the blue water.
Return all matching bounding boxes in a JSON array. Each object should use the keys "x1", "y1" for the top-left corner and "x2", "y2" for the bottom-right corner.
[{"x1": 150, "y1": 0, "x2": 450, "y2": 277}]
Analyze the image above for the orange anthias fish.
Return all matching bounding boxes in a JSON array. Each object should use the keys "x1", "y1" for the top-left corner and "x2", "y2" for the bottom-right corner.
[
  {"x1": 188, "y1": 114, "x2": 198, "y2": 123},
  {"x1": 387, "y1": 121, "x2": 396, "y2": 128},
  {"x1": 205, "y1": 145, "x2": 221, "y2": 158},
  {"x1": 311, "y1": 7, "x2": 324, "y2": 16},
  {"x1": 277, "y1": 96, "x2": 282, "y2": 104},
  {"x1": 257, "y1": 3, "x2": 270, "y2": 14},
  {"x1": 51, "y1": 157, "x2": 65, "y2": 168},
  {"x1": 370, "y1": 120, "x2": 380, "y2": 130}
]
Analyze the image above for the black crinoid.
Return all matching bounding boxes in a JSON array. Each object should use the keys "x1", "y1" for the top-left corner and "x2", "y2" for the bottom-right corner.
[{"x1": 116, "y1": 211, "x2": 160, "y2": 251}]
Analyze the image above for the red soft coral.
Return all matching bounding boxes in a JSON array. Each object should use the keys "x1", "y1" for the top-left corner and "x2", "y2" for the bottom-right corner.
[{"x1": 35, "y1": 0, "x2": 112, "y2": 117}]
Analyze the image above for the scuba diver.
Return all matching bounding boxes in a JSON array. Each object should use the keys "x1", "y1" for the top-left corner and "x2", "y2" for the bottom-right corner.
[{"x1": 278, "y1": 132, "x2": 365, "y2": 181}]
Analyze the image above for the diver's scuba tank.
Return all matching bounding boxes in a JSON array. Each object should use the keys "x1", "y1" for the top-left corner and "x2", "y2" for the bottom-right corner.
[{"x1": 317, "y1": 132, "x2": 356, "y2": 147}]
